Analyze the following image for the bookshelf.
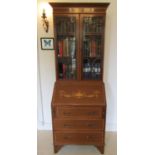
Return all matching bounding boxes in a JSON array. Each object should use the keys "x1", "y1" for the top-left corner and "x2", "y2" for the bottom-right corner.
[
  {"x1": 50, "y1": 3, "x2": 109, "y2": 154},
  {"x1": 81, "y1": 15, "x2": 105, "y2": 80},
  {"x1": 54, "y1": 15, "x2": 77, "y2": 80},
  {"x1": 54, "y1": 9, "x2": 106, "y2": 81}
]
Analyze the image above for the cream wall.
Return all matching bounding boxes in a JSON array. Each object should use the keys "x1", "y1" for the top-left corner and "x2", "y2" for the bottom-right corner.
[{"x1": 37, "y1": 0, "x2": 117, "y2": 131}]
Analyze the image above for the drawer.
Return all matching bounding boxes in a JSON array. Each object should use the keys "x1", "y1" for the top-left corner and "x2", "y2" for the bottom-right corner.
[
  {"x1": 54, "y1": 119, "x2": 104, "y2": 130},
  {"x1": 55, "y1": 107, "x2": 103, "y2": 119},
  {"x1": 54, "y1": 132, "x2": 103, "y2": 144}
]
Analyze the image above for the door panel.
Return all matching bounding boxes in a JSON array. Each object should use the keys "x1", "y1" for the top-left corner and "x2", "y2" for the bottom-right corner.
[
  {"x1": 54, "y1": 14, "x2": 79, "y2": 80},
  {"x1": 80, "y1": 15, "x2": 105, "y2": 80}
]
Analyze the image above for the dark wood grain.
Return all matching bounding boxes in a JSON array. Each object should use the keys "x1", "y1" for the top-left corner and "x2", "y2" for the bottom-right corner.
[
  {"x1": 54, "y1": 131, "x2": 104, "y2": 144},
  {"x1": 52, "y1": 81, "x2": 106, "y2": 105},
  {"x1": 49, "y1": 2, "x2": 110, "y2": 8},
  {"x1": 55, "y1": 106, "x2": 103, "y2": 119},
  {"x1": 53, "y1": 119, "x2": 104, "y2": 130},
  {"x1": 52, "y1": 81, "x2": 107, "y2": 154}
]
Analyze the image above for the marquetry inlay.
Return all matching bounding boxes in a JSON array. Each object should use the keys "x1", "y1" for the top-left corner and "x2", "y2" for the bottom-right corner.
[{"x1": 59, "y1": 90, "x2": 100, "y2": 99}]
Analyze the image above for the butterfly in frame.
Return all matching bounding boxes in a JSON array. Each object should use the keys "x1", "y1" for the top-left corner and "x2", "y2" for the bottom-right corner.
[
  {"x1": 44, "y1": 39, "x2": 51, "y2": 47},
  {"x1": 41, "y1": 38, "x2": 54, "y2": 50}
]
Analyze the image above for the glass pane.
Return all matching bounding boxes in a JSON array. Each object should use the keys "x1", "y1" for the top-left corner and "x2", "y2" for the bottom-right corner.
[
  {"x1": 55, "y1": 16, "x2": 77, "y2": 80},
  {"x1": 82, "y1": 16, "x2": 104, "y2": 80},
  {"x1": 83, "y1": 16, "x2": 104, "y2": 33}
]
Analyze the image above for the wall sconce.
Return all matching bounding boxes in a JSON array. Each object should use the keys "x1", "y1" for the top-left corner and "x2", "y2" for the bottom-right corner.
[{"x1": 41, "y1": 9, "x2": 49, "y2": 33}]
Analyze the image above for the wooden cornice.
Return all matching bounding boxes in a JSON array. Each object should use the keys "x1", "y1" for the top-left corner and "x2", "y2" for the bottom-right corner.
[{"x1": 49, "y1": 2, "x2": 110, "y2": 14}]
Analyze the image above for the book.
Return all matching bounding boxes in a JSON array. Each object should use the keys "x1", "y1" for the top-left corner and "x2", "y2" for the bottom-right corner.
[
  {"x1": 65, "y1": 38, "x2": 69, "y2": 57},
  {"x1": 59, "y1": 38, "x2": 69, "y2": 57},
  {"x1": 89, "y1": 39, "x2": 92, "y2": 57},
  {"x1": 63, "y1": 39, "x2": 65, "y2": 57},
  {"x1": 72, "y1": 59, "x2": 76, "y2": 79},
  {"x1": 69, "y1": 37, "x2": 76, "y2": 58},
  {"x1": 91, "y1": 39, "x2": 96, "y2": 57},
  {"x1": 83, "y1": 38, "x2": 90, "y2": 57},
  {"x1": 58, "y1": 40, "x2": 63, "y2": 57},
  {"x1": 96, "y1": 39, "x2": 101, "y2": 56}
]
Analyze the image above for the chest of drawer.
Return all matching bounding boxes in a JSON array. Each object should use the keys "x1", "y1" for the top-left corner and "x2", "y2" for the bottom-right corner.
[
  {"x1": 54, "y1": 132, "x2": 103, "y2": 144},
  {"x1": 54, "y1": 106, "x2": 104, "y2": 119},
  {"x1": 54, "y1": 119, "x2": 104, "y2": 130}
]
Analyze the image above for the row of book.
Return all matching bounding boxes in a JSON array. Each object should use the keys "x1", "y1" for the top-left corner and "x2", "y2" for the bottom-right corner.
[
  {"x1": 58, "y1": 37, "x2": 76, "y2": 58},
  {"x1": 83, "y1": 38, "x2": 101, "y2": 57},
  {"x1": 84, "y1": 17, "x2": 104, "y2": 33},
  {"x1": 56, "y1": 17, "x2": 75, "y2": 33},
  {"x1": 58, "y1": 59, "x2": 76, "y2": 79},
  {"x1": 83, "y1": 62, "x2": 101, "y2": 79}
]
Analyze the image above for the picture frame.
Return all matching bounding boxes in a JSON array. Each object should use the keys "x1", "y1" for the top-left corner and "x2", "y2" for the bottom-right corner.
[{"x1": 40, "y1": 37, "x2": 54, "y2": 50}]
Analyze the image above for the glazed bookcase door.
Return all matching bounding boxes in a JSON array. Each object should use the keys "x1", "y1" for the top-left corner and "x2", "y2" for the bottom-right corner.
[
  {"x1": 80, "y1": 14, "x2": 105, "y2": 80},
  {"x1": 54, "y1": 15, "x2": 78, "y2": 80}
]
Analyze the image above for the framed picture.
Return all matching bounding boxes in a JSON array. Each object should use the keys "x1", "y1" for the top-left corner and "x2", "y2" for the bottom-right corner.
[{"x1": 40, "y1": 38, "x2": 54, "y2": 50}]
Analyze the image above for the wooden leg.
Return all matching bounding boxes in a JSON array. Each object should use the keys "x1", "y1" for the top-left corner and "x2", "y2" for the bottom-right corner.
[
  {"x1": 96, "y1": 145, "x2": 104, "y2": 154},
  {"x1": 54, "y1": 145, "x2": 63, "y2": 153}
]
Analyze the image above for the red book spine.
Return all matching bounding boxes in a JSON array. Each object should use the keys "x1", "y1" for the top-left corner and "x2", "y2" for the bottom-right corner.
[{"x1": 58, "y1": 40, "x2": 63, "y2": 57}]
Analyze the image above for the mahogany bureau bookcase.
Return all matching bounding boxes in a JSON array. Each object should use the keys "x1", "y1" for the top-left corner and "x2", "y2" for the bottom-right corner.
[{"x1": 50, "y1": 3, "x2": 110, "y2": 154}]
